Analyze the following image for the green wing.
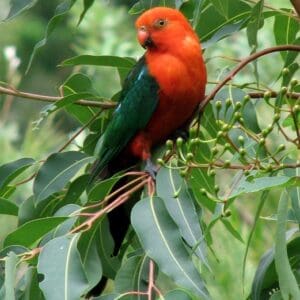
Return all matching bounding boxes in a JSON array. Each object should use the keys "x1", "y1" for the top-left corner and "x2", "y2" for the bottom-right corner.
[{"x1": 90, "y1": 56, "x2": 159, "y2": 183}]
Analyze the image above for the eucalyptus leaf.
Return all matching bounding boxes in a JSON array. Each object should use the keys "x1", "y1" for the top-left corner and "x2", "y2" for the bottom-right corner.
[
  {"x1": 33, "y1": 151, "x2": 93, "y2": 204},
  {"x1": 131, "y1": 197, "x2": 209, "y2": 298},
  {"x1": 115, "y1": 255, "x2": 150, "y2": 297},
  {"x1": 3, "y1": 217, "x2": 67, "y2": 248},
  {"x1": 2, "y1": 0, "x2": 38, "y2": 21},
  {"x1": 156, "y1": 167, "x2": 208, "y2": 266},
  {"x1": 26, "y1": 0, "x2": 76, "y2": 72},
  {"x1": 61, "y1": 55, "x2": 136, "y2": 69},
  {"x1": 38, "y1": 234, "x2": 89, "y2": 300},
  {"x1": 2, "y1": 252, "x2": 18, "y2": 300},
  {"x1": 274, "y1": 191, "x2": 300, "y2": 300},
  {"x1": 0, "y1": 198, "x2": 18, "y2": 216},
  {"x1": 0, "y1": 158, "x2": 35, "y2": 191}
]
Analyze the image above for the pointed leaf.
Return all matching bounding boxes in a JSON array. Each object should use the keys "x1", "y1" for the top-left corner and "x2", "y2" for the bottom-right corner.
[
  {"x1": 0, "y1": 198, "x2": 18, "y2": 216},
  {"x1": 77, "y1": 219, "x2": 103, "y2": 289},
  {"x1": 33, "y1": 151, "x2": 93, "y2": 204},
  {"x1": 2, "y1": 0, "x2": 38, "y2": 21},
  {"x1": 97, "y1": 216, "x2": 120, "y2": 278},
  {"x1": 0, "y1": 158, "x2": 35, "y2": 191},
  {"x1": 115, "y1": 255, "x2": 150, "y2": 297},
  {"x1": 77, "y1": 0, "x2": 95, "y2": 25},
  {"x1": 2, "y1": 252, "x2": 18, "y2": 300},
  {"x1": 226, "y1": 175, "x2": 300, "y2": 202},
  {"x1": 247, "y1": 0, "x2": 264, "y2": 48},
  {"x1": 156, "y1": 167, "x2": 208, "y2": 266},
  {"x1": 274, "y1": 12, "x2": 300, "y2": 61},
  {"x1": 38, "y1": 234, "x2": 89, "y2": 300},
  {"x1": 274, "y1": 191, "x2": 300, "y2": 300},
  {"x1": 131, "y1": 197, "x2": 209, "y2": 298},
  {"x1": 26, "y1": 0, "x2": 76, "y2": 72},
  {"x1": 61, "y1": 55, "x2": 136, "y2": 69},
  {"x1": 3, "y1": 217, "x2": 67, "y2": 248}
]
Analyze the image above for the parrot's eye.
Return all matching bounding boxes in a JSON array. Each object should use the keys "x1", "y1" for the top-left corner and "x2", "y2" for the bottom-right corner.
[{"x1": 154, "y1": 18, "x2": 167, "y2": 28}]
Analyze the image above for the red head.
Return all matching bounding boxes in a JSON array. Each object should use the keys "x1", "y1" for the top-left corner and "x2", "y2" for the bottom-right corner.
[{"x1": 135, "y1": 7, "x2": 200, "y2": 52}]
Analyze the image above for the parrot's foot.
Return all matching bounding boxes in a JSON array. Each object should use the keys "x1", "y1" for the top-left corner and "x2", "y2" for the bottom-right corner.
[{"x1": 145, "y1": 158, "x2": 158, "y2": 179}]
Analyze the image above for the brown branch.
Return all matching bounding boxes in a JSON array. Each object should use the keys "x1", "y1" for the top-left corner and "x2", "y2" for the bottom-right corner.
[
  {"x1": 199, "y1": 45, "x2": 300, "y2": 112},
  {"x1": 0, "y1": 86, "x2": 116, "y2": 109},
  {"x1": 248, "y1": 91, "x2": 300, "y2": 99},
  {"x1": 291, "y1": 0, "x2": 300, "y2": 16},
  {"x1": 70, "y1": 176, "x2": 149, "y2": 234},
  {"x1": 190, "y1": 161, "x2": 300, "y2": 171}
]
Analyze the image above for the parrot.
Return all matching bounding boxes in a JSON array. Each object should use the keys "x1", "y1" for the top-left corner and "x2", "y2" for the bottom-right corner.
[
  {"x1": 89, "y1": 6, "x2": 207, "y2": 184},
  {"x1": 87, "y1": 7, "x2": 206, "y2": 296}
]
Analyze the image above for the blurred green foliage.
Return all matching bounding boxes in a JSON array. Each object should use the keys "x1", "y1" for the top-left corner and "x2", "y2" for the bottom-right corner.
[{"x1": 0, "y1": 0, "x2": 299, "y2": 299}]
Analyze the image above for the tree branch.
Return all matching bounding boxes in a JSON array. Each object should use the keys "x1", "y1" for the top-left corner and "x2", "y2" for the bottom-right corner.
[
  {"x1": 0, "y1": 86, "x2": 116, "y2": 109},
  {"x1": 248, "y1": 91, "x2": 300, "y2": 99},
  {"x1": 291, "y1": 0, "x2": 300, "y2": 16},
  {"x1": 199, "y1": 45, "x2": 300, "y2": 112}
]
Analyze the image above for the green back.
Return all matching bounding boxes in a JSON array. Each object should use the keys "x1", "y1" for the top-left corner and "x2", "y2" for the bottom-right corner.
[{"x1": 90, "y1": 56, "x2": 159, "y2": 183}]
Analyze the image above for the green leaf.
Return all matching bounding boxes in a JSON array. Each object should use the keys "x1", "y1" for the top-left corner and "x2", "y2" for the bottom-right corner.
[
  {"x1": 211, "y1": 0, "x2": 229, "y2": 18},
  {"x1": 2, "y1": 252, "x2": 18, "y2": 300},
  {"x1": 77, "y1": 220, "x2": 103, "y2": 290},
  {"x1": 247, "y1": 0, "x2": 264, "y2": 49},
  {"x1": 242, "y1": 191, "x2": 268, "y2": 289},
  {"x1": 221, "y1": 219, "x2": 244, "y2": 243},
  {"x1": 129, "y1": 0, "x2": 179, "y2": 14},
  {"x1": 62, "y1": 73, "x2": 100, "y2": 125},
  {"x1": 251, "y1": 230, "x2": 300, "y2": 299},
  {"x1": 88, "y1": 175, "x2": 122, "y2": 202},
  {"x1": 192, "y1": 0, "x2": 204, "y2": 29},
  {"x1": 96, "y1": 216, "x2": 120, "y2": 278},
  {"x1": 115, "y1": 255, "x2": 150, "y2": 297},
  {"x1": 0, "y1": 198, "x2": 18, "y2": 216},
  {"x1": 33, "y1": 151, "x2": 93, "y2": 204},
  {"x1": 61, "y1": 55, "x2": 136, "y2": 69},
  {"x1": 26, "y1": 0, "x2": 76, "y2": 73},
  {"x1": 19, "y1": 267, "x2": 44, "y2": 300},
  {"x1": 275, "y1": 191, "x2": 300, "y2": 300},
  {"x1": 18, "y1": 195, "x2": 58, "y2": 225},
  {"x1": 2, "y1": 0, "x2": 38, "y2": 21},
  {"x1": 40, "y1": 204, "x2": 80, "y2": 245},
  {"x1": 3, "y1": 217, "x2": 67, "y2": 248},
  {"x1": 38, "y1": 234, "x2": 89, "y2": 300},
  {"x1": 189, "y1": 168, "x2": 216, "y2": 212},
  {"x1": 77, "y1": 0, "x2": 95, "y2": 25},
  {"x1": 156, "y1": 167, "x2": 208, "y2": 266},
  {"x1": 0, "y1": 158, "x2": 35, "y2": 191},
  {"x1": 197, "y1": 0, "x2": 251, "y2": 44},
  {"x1": 226, "y1": 175, "x2": 300, "y2": 202},
  {"x1": 131, "y1": 196, "x2": 209, "y2": 298},
  {"x1": 0, "y1": 246, "x2": 28, "y2": 258},
  {"x1": 54, "y1": 175, "x2": 89, "y2": 211},
  {"x1": 274, "y1": 12, "x2": 300, "y2": 61},
  {"x1": 165, "y1": 288, "x2": 198, "y2": 300}
]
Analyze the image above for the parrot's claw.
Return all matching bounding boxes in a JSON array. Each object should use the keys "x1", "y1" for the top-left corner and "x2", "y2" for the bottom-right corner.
[{"x1": 145, "y1": 158, "x2": 158, "y2": 180}]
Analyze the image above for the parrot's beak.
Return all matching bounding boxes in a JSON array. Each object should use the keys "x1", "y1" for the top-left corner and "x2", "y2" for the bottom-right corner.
[{"x1": 137, "y1": 28, "x2": 154, "y2": 49}]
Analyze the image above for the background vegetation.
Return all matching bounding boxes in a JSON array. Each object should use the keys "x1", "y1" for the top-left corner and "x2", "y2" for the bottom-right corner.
[{"x1": 0, "y1": 0, "x2": 299, "y2": 299}]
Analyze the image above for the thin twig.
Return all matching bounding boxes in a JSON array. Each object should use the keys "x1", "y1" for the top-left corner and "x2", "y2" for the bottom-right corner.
[
  {"x1": 248, "y1": 91, "x2": 300, "y2": 99},
  {"x1": 199, "y1": 45, "x2": 300, "y2": 113},
  {"x1": 70, "y1": 178, "x2": 149, "y2": 234},
  {"x1": 190, "y1": 161, "x2": 300, "y2": 171},
  {"x1": 0, "y1": 86, "x2": 116, "y2": 109},
  {"x1": 58, "y1": 109, "x2": 103, "y2": 152}
]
